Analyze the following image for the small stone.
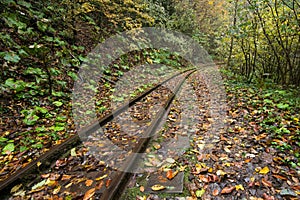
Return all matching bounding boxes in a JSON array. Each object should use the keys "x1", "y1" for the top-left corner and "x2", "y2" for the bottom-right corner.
[{"x1": 280, "y1": 189, "x2": 297, "y2": 197}]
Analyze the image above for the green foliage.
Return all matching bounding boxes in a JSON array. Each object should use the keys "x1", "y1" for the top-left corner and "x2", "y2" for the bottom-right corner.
[
  {"x1": 224, "y1": 0, "x2": 300, "y2": 85},
  {"x1": 0, "y1": 51, "x2": 21, "y2": 63},
  {"x1": 2, "y1": 143, "x2": 15, "y2": 155},
  {"x1": 21, "y1": 106, "x2": 48, "y2": 126}
]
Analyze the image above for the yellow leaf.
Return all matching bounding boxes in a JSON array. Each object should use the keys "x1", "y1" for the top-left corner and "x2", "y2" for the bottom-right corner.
[
  {"x1": 95, "y1": 174, "x2": 107, "y2": 181},
  {"x1": 53, "y1": 185, "x2": 61, "y2": 195},
  {"x1": 65, "y1": 182, "x2": 73, "y2": 188},
  {"x1": 259, "y1": 166, "x2": 270, "y2": 174},
  {"x1": 46, "y1": 179, "x2": 56, "y2": 187},
  {"x1": 37, "y1": 161, "x2": 42, "y2": 167},
  {"x1": 11, "y1": 184, "x2": 22, "y2": 193},
  {"x1": 151, "y1": 184, "x2": 165, "y2": 191},
  {"x1": 179, "y1": 165, "x2": 187, "y2": 171},
  {"x1": 216, "y1": 170, "x2": 226, "y2": 176},
  {"x1": 146, "y1": 57, "x2": 152, "y2": 64},
  {"x1": 235, "y1": 184, "x2": 244, "y2": 191}
]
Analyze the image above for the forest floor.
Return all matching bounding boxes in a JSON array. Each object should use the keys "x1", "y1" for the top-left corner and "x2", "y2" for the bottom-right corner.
[
  {"x1": 120, "y1": 68, "x2": 300, "y2": 200},
  {"x1": 2, "y1": 66, "x2": 300, "y2": 200}
]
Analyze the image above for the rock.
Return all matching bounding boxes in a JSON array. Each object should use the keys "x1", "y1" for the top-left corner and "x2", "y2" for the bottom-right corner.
[{"x1": 280, "y1": 189, "x2": 297, "y2": 197}]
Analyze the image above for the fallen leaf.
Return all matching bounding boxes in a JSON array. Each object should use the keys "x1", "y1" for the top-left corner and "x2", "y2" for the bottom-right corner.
[
  {"x1": 46, "y1": 179, "x2": 57, "y2": 187},
  {"x1": 96, "y1": 174, "x2": 108, "y2": 181},
  {"x1": 291, "y1": 185, "x2": 300, "y2": 190},
  {"x1": 195, "y1": 189, "x2": 205, "y2": 197},
  {"x1": 166, "y1": 158, "x2": 175, "y2": 164},
  {"x1": 61, "y1": 174, "x2": 72, "y2": 180},
  {"x1": 10, "y1": 184, "x2": 22, "y2": 193},
  {"x1": 140, "y1": 186, "x2": 145, "y2": 192},
  {"x1": 166, "y1": 169, "x2": 173, "y2": 179},
  {"x1": 291, "y1": 176, "x2": 299, "y2": 184},
  {"x1": 70, "y1": 148, "x2": 77, "y2": 157},
  {"x1": 153, "y1": 143, "x2": 161, "y2": 150},
  {"x1": 198, "y1": 175, "x2": 209, "y2": 183},
  {"x1": 96, "y1": 180, "x2": 104, "y2": 190},
  {"x1": 210, "y1": 174, "x2": 219, "y2": 182},
  {"x1": 106, "y1": 179, "x2": 112, "y2": 187},
  {"x1": 12, "y1": 190, "x2": 25, "y2": 197},
  {"x1": 235, "y1": 184, "x2": 244, "y2": 191},
  {"x1": 41, "y1": 174, "x2": 50, "y2": 179},
  {"x1": 261, "y1": 178, "x2": 272, "y2": 187},
  {"x1": 65, "y1": 182, "x2": 73, "y2": 188},
  {"x1": 272, "y1": 174, "x2": 287, "y2": 180},
  {"x1": 83, "y1": 188, "x2": 95, "y2": 200},
  {"x1": 224, "y1": 146, "x2": 231, "y2": 153},
  {"x1": 262, "y1": 193, "x2": 275, "y2": 200},
  {"x1": 136, "y1": 196, "x2": 147, "y2": 200},
  {"x1": 221, "y1": 186, "x2": 235, "y2": 194},
  {"x1": 53, "y1": 185, "x2": 61, "y2": 195},
  {"x1": 212, "y1": 189, "x2": 219, "y2": 196},
  {"x1": 85, "y1": 179, "x2": 93, "y2": 187},
  {"x1": 31, "y1": 179, "x2": 46, "y2": 190},
  {"x1": 166, "y1": 169, "x2": 178, "y2": 180},
  {"x1": 216, "y1": 170, "x2": 226, "y2": 176},
  {"x1": 259, "y1": 166, "x2": 270, "y2": 174},
  {"x1": 151, "y1": 184, "x2": 165, "y2": 191}
]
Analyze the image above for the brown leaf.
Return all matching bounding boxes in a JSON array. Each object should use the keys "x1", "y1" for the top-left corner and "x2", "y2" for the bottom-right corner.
[
  {"x1": 211, "y1": 174, "x2": 219, "y2": 182},
  {"x1": 105, "y1": 179, "x2": 112, "y2": 187},
  {"x1": 262, "y1": 193, "x2": 275, "y2": 200},
  {"x1": 254, "y1": 181, "x2": 260, "y2": 186},
  {"x1": 49, "y1": 173, "x2": 61, "y2": 181},
  {"x1": 41, "y1": 174, "x2": 50, "y2": 179},
  {"x1": 291, "y1": 185, "x2": 300, "y2": 190},
  {"x1": 221, "y1": 186, "x2": 235, "y2": 194},
  {"x1": 198, "y1": 175, "x2": 209, "y2": 183},
  {"x1": 96, "y1": 181, "x2": 104, "y2": 190},
  {"x1": 261, "y1": 178, "x2": 272, "y2": 187},
  {"x1": 197, "y1": 154, "x2": 205, "y2": 161},
  {"x1": 83, "y1": 188, "x2": 95, "y2": 200},
  {"x1": 248, "y1": 181, "x2": 255, "y2": 187},
  {"x1": 140, "y1": 186, "x2": 145, "y2": 192},
  {"x1": 85, "y1": 179, "x2": 93, "y2": 187},
  {"x1": 166, "y1": 170, "x2": 173, "y2": 180},
  {"x1": 61, "y1": 174, "x2": 72, "y2": 180},
  {"x1": 166, "y1": 169, "x2": 178, "y2": 180},
  {"x1": 292, "y1": 176, "x2": 299, "y2": 184},
  {"x1": 212, "y1": 189, "x2": 219, "y2": 196},
  {"x1": 272, "y1": 174, "x2": 287, "y2": 180},
  {"x1": 55, "y1": 159, "x2": 67, "y2": 167}
]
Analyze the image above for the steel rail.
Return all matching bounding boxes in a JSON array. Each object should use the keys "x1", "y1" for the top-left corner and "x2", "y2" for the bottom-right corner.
[
  {"x1": 100, "y1": 69, "x2": 196, "y2": 200},
  {"x1": 0, "y1": 68, "x2": 195, "y2": 194}
]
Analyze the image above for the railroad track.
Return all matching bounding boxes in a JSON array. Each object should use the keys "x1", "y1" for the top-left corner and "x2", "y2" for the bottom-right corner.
[{"x1": 0, "y1": 67, "x2": 198, "y2": 199}]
